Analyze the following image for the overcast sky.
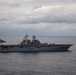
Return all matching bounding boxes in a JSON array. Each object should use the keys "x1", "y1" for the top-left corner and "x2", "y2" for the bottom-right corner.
[{"x1": 0, "y1": 0, "x2": 76, "y2": 36}]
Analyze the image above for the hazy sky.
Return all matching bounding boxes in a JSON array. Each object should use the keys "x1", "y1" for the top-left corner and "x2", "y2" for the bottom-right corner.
[{"x1": 0, "y1": 0, "x2": 76, "y2": 36}]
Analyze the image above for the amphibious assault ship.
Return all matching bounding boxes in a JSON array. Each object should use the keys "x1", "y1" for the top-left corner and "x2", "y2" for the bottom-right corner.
[{"x1": 0, "y1": 35, "x2": 73, "y2": 52}]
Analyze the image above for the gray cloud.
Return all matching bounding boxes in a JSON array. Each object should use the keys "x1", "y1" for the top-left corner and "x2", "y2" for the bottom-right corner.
[
  {"x1": 0, "y1": 0, "x2": 76, "y2": 36},
  {"x1": 0, "y1": 0, "x2": 76, "y2": 24},
  {"x1": 0, "y1": 0, "x2": 76, "y2": 8},
  {"x1": 17, "y1": 4, "x2": 76, "y2": 24}
]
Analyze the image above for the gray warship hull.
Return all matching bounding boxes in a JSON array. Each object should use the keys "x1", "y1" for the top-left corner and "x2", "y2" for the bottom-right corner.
[{"x1": 0, "y1": 44, "x2": 72, "y2": 52}]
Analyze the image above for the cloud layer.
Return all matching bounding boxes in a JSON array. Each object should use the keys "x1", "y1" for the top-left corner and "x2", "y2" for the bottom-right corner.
[{"x1": 0, "y1": 0, "x2": 76, "y2": 36}]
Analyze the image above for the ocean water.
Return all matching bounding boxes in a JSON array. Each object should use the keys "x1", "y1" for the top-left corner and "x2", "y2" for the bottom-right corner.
[{"x1": 0, "y1": 36, "x2": 76, "y2": 75}]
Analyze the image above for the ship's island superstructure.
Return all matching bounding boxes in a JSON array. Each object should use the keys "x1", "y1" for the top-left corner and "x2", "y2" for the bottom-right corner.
[{"x1": 0, "y1": 35, "x2": 73, "y2": 52}]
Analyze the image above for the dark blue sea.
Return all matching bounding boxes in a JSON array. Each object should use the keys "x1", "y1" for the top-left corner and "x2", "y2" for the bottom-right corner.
[{"x1": 0, "y1": 36, "x2": 76, "y2": 75}]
